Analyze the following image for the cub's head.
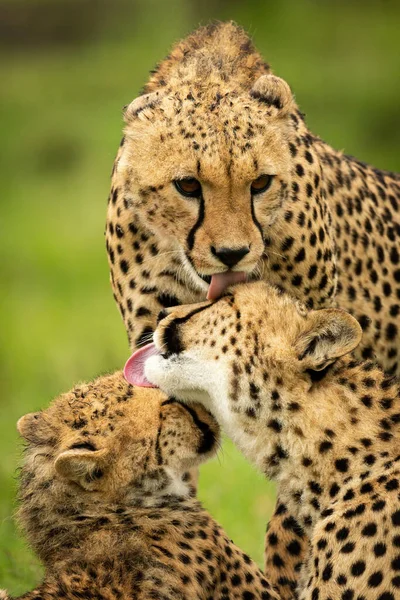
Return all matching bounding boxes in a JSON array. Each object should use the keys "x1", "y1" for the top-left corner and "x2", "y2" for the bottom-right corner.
[
  {"x1": 117, "y1": 73, "x2": 295, "y2": 289},
  {"x1": 138, "y1": 282, "x2": 361, "y2": 431},
  {"x1": 17, "y1": 372, "x2": 219, "y2": 559}
]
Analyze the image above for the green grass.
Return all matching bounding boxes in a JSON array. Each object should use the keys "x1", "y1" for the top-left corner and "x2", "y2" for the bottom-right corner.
[{"x1": 1, "y1": 0, "x2": 399, "y2": 593}]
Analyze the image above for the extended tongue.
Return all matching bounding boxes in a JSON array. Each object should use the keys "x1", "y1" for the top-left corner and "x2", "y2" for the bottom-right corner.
[
  {"x1": 207, "y1": 271, "x2": 247, "y2": 300},
  {"x1": 124, "y1": 343, "x2": 160, "y2": 388}
]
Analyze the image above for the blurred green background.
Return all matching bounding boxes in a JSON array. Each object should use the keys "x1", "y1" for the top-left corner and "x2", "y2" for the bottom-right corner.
[{"x1": 1, "y1": 0, "x2": 399, "y2": 594}]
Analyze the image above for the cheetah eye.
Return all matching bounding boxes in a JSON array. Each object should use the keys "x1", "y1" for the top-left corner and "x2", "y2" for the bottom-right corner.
[
  {"x1": 250, "y1": 174, "x2": 274, "y2": 195},
  {"x1": 174, "y1": 178, "x2": 202, "y2": 198}
]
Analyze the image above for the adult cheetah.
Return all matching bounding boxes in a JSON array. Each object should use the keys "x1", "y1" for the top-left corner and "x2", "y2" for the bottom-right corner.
[
  {"x1": 106, "y1": 20, "x2": 400, "y2": 597},
  {"x1": 136, "y1": 281, "x2": 400, "y2": 600},
  {"x1": 107, "y1": 21, "x2": 400, "y2": 374},
  {"x1": 2, "y1": 372, "x2": 279, "y2": 600}
]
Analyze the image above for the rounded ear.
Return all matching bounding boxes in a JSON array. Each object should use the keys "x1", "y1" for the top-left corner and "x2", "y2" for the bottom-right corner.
[
  {"x1": 123, "y1": 90, "x2": 164, "y2": 123},
  {"x1": 55, "y1": 447, "x2": 109, "y2": 491},
  {"x1": 17, "y1": 412, "x2": 54, "y2": 445},
  {"x1": 250, "y1": 74, "x2": 294, "y2": 116},
  {"x1": 160, "y1": 400, "x2": 219, "y2": 467},
  {"x1": 295, "y1": 309, "x2": 362, "y2": 371}
]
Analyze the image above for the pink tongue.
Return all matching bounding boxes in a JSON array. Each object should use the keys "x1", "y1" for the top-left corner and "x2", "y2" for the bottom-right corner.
[
  {"x1": 124, "y1": 273, "x2": 247, "y2": 385},
  {"x1": 124, "y1": 343, "x2": 160, "y2": 388},
  {"x1": 207, "y1": 271, "x2": 247, "y2": 300}
]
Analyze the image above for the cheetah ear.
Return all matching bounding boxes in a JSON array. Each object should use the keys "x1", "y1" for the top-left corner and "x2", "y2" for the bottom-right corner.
[
  {"x1": 17, "y1": 412, "x2": 54, "y2": 445},
  {"x1": 296, "y1": 309, "x2": 362, "y2": 371},
  {"x1": 250, "y1": 74, "x2": 294, "y2": 116},
  {"x1": 55, "y1": 447, "x2": 109, "y2": 491},
  {"x1": 123, "y1": 90, "x2": 164, "y2": 123}
]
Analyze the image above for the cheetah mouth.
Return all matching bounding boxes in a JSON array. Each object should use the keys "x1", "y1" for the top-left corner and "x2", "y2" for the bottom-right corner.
[
  {"x1": 189, "y1": 265, "x2": 248, "y2": 300},
  {"x1": 198, "y1": 271, "x2": 248, "y2": 300},
  {"x1": 182, "y1": 252, "x2": 250, "y2": 299},
  {"x1": 206, "y1": 271, "x2": 247, "y2": 300},
  {"x1": 124, "y1": 342, "x2": 160, "y2": 388}
]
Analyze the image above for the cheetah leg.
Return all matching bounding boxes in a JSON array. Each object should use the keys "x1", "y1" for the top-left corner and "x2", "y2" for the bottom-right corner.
[{"x1": 264, "y1": 499, "x2": 308, "y2": 600}]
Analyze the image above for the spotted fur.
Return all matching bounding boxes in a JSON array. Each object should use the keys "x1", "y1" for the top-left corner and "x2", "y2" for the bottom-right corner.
[
  {"x1": 106, "y1": 21, "x2": 400, "y2": 377},
  {"x1": 4, "y1": 372, "x2": 279, "y2": 600},
  {"x1": 105, "y1": 20, "x2": 400, "y2": 598},
  {"x1": 147, "y1": 282, "x2": 400, "y2": 599}
]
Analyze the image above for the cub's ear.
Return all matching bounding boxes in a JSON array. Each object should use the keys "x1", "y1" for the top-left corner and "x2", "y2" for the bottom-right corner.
[
  {"x1": 17, "y1": 412, "x2": 54, "y2": 445},
  {"x1": 295, "y1": 308, "x2": 362, "y2": 371},
  {"x1": 123, "y1": 90, "x2": 164, "y2": 123},
  {"x1": 250, "y1": 74, "x2": 294, "y2": 116},
  {"x1": 55, "y1": 447, "x2": 109, "y2": 491}
]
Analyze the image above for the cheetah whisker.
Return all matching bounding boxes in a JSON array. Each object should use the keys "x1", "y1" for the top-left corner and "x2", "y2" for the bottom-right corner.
[
  {"x1": 137, "y1": 333, "x2": 155, "y2": 347},
  {"x1": 265, "y1": 250, "x2": 287, "y2": 261}
]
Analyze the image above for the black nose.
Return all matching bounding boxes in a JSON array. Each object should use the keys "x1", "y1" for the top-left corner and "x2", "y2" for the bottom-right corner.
[{"x1": 211, "y1": 246, "x2": 250, "y2": 268}]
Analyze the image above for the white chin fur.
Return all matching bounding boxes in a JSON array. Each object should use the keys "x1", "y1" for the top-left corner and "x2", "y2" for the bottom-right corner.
[
  {"x1": 145, "y1": 352, "x2": 230, "y2": 424},
  {"x1": 145, "y1": 355, "x2": 169, "y2": 387},
  {"x1": 145, "y1": 354, "x2": 208, "y2": 403}
]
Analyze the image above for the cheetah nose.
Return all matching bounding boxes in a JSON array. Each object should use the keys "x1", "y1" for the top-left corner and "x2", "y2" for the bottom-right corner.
[{"x1": 211, "y1": 246, "x2": 250, "y2": 268}]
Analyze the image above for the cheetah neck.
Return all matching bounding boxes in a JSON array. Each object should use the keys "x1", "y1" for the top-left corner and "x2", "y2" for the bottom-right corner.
[
  {"x1": 267, "y1": 357, "x2": 400, "y2": 532},
  {"x1": 18, "y1": 485, "x2": 206, "y2": 566}
]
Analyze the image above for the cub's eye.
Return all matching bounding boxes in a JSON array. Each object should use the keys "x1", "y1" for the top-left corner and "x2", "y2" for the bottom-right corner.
[
  {"x1": 250, "y1": 174, "x2": 274, "y2": 195},
  {"x1": 174, "y1": 178, "x2": 202, "y2": 198}
]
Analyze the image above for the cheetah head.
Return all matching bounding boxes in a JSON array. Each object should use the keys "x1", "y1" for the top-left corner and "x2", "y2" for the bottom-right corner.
[
  {"x1": 129, "y1": 283, "x2": 361, "y2": 453},
  {"x1": 17, "y1": 373, "x2": 219, "y2": 558},
  {"x1": 119, "y1": 75, "x2": 295, "y2": 293}
]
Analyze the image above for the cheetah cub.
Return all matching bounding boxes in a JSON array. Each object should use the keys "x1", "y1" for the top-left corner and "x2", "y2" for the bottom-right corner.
[
  {"x1": 134, "y1": 281, "x2": 400, "y2": 600},
  {"x1": 3, "y1": 371, "x2": 279, "y2": 600}
]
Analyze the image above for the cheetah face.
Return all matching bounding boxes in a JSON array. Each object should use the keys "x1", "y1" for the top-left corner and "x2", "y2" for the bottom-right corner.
[
  {"x1": 120, "y1": 77, "x2": 294, "y2": 290},
  {"x1": 138, "y1": 282, "x2": 361, "y2": 442},
  {"x1": 17, "y1": 376, "x2": 219, "y2": 505}
]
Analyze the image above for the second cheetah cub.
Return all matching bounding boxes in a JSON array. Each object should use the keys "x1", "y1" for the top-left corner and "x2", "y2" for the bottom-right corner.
[{"x1": 3, "y1": 371, "x2": 278, "y2": 600}]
